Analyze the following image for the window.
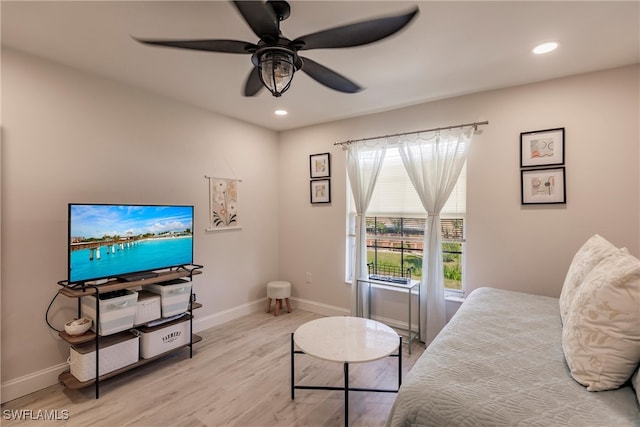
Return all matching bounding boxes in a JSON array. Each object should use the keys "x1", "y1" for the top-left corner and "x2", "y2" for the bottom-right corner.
[
  {"x1": 365, "y1": 216, "x2": 464, "y2": 290},
  {"x1": 347, "y1": 146, "x2": 466, "y2": 292}
]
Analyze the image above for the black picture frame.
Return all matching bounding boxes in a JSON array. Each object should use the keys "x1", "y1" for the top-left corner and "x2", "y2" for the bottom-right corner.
[
  {"x1": 310, "y1": 153, "x2": 331, "y2": 178},
  {"x1": 521, "y1": 167, "x2": 566, "y2": 204},
  {"x1": 520, "y1": 127, "x2": 565, "y2": 168},
  {"x1": 310, "y1": 179, "x2": 331, "y2": 204}
]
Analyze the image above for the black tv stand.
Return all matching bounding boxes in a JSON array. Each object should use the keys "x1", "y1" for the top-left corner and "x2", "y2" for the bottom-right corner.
[{"x1": 117, "y1": 271, "x2": 159, "y2": 282}]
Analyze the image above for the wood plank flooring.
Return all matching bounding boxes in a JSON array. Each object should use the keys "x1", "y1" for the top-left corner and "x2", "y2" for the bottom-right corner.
[{"x1": 1, "y1": 309, "x2": 424, "y2": 426}]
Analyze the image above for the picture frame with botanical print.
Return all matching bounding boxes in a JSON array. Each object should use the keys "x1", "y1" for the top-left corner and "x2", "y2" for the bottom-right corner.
[
  {"x1": 520, "y1": 127, "x2": 564, "y2": 168},
  {"x1": 310, "y1": 152, "x2": 331, "y2": 178},
  {"x1": 521, "y1": 167, "x2": 566, "y2": 204},
  {"x1": 310, "y1": 179, "x2": 331, "y2": 204}
]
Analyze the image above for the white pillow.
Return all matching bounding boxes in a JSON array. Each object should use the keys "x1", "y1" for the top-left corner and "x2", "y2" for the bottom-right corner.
[
  {"x1": 559, "y1": 234, "x2": 617, "y2": 324},
  {"x1": 562, "y1": 248, "x2": 640, "y2": 391}
]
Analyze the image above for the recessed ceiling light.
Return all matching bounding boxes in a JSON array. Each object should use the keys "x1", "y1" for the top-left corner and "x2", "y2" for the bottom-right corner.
[
  {"x1": 274, "y1": 109, "x2": 288, "y2": 116},
  {"x1": 533, "y1": 41, "x2": 559, "y2": 55}
]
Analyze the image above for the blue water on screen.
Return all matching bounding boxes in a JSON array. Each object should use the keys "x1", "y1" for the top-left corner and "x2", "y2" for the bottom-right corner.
[{"x1": 70, "y1": 236, "x2": 193, "y2": 282}]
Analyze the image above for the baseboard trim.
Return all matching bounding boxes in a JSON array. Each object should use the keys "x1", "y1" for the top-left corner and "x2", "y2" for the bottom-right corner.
[
  {"x1": 1, "y1": 362, "x2": 68, "y2": 404},
  {"x1": 290, "y1": 297, "x2": 350, "y2": 317},
  {"x1": 192, "y1": 298, "x2": 265, "y2": 333}
]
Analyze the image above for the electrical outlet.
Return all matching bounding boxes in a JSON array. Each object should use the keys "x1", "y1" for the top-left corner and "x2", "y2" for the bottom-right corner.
[{"x1": 305, "y1": 272, "x2": 312, "y2": 284}]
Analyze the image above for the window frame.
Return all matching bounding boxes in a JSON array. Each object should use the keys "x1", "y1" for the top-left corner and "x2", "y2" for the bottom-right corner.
[{"x1": 345, "y1": 147, "x2": 467, "y2": 296}]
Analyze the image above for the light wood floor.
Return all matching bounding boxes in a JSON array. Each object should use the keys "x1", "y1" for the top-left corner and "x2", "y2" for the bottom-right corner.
[{"x1": 2, "y1": 309, "x2": 424, "y2": 426}]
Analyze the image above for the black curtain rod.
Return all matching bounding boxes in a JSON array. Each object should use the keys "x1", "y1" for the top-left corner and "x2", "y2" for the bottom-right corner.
[{"x1": 333, "y1": 120, "x2": 489, "y2": 146}]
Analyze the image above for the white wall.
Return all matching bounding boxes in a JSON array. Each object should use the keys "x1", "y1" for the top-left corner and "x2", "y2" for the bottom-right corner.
[
  {"x1": 1, "y1": 49, "x2": 279, "y2": 402},
  {"x1": 278, "y1": 65, "x2": 639, "y2": 314}
]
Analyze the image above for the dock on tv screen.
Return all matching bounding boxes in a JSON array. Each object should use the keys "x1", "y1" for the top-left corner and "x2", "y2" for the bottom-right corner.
[{"x1": 69, "y1": 204, "x2": 194, "y2": 284}]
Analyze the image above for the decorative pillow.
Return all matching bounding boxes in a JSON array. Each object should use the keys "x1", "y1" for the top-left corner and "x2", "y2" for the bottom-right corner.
[
  {"x1": 562, "y1": 248, "x2": 640, "y2": 391},
  {"x1": 559, "y1": 234, "x2": 617, "y2": 324}
]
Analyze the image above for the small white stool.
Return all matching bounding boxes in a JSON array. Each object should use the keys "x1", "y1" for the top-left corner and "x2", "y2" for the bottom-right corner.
[{"x1": 266, "y1": 280, "x2": 292, "y2": 316}]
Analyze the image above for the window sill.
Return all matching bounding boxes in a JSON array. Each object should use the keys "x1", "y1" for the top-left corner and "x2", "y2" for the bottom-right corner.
[
  {"x1": 445, "y1": 293, "x2": 465, "y2": 303},
  {"x1": 349, "y1": 279, "x2": 466, "y2": 303}
]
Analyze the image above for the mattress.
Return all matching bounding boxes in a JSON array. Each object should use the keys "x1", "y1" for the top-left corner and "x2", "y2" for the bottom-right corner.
[{"x1": 386, "y1": 287, "x2": 640, "y2": 426}]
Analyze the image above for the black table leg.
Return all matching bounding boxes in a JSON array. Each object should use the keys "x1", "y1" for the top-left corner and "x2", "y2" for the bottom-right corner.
[
  {"x1": 344, "y1": 362, "x2": 349, "y2": 427},
  {"x1": 398, "y1": 336, "x2": 402, "y2": 390},
  {"x1": 291, "y1": 333, "x2": 295, "y2": 400}
]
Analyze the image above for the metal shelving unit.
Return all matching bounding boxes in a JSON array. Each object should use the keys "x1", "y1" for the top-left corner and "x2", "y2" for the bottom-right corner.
[{"x1": 56, "y1": 265, "x2": 203, "y2": 398}]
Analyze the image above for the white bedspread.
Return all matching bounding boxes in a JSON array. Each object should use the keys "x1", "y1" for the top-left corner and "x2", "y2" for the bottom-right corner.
[{"x1": 386, "y1": 287, "x2": 640, "y2": 426}]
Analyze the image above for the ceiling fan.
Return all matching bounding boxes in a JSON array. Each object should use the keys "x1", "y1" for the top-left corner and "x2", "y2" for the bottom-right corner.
[{"x1": 134, "y1": 1, "x2": 419, "y2": 97}]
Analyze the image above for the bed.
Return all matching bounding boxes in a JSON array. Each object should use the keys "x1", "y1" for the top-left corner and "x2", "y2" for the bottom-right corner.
[{"x1": 386, "y1": 287, "x2": 640, "y2": 426}]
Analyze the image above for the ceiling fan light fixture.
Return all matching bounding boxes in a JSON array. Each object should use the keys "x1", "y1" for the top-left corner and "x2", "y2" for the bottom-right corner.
[
  {"x1": 259, "y1": 50, "x2": 296, "y2": 97},
  {"x1": 136, "y1": 1, "x2": 419, "y2": 97}
]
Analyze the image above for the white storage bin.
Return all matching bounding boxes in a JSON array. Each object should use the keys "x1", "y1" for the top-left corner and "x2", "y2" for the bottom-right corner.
[
  {"x1": 137, "y1": 314, "x2": 190, "y2": 359},
  {"x1": 68, "y1": 331, "x2": 139, "y2": 382},
  {"x1": 144, "y1": 279, "x2": 192, "y2": 318},
  {"x1": 82, "y1": 289, "x2": 138, "y2": 336},
  {"x1": 134, "y1": 290, "x2": 161, "y2": 326}
]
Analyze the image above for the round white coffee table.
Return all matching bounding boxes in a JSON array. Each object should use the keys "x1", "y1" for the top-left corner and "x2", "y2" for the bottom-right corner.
[{"x1": 291, "y1": 316, "x2": 402, "y2": 427}]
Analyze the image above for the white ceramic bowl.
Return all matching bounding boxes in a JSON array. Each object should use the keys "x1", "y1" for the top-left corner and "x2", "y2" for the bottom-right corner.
[{"x1": 64, "y1": 318, "x2": 92, "y2": 336}]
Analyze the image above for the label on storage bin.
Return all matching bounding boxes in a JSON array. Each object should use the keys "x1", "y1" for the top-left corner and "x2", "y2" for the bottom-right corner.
[{"x1": 163, "y1": 330, "x2": 182, "y2": 344}]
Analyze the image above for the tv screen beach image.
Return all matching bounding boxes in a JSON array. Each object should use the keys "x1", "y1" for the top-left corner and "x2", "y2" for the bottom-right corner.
[{"x1": 69, "y1": 204, "x2": 193, "y2": 283}]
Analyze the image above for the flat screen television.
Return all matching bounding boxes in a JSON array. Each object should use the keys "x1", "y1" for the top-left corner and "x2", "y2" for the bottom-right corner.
[{"x1": 68, "y1": 203, "x2": 194, "y2": 284}]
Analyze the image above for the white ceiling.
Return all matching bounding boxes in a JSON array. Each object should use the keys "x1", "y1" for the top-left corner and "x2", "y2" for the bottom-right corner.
[{"x1": 2, "y1": 1, "x2": 639, "y2": 131}]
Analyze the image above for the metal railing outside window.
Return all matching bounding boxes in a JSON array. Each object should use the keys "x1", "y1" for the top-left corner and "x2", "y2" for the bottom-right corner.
[{"x1": 365, "y1": 216, "x2": 464, "y2": 291}]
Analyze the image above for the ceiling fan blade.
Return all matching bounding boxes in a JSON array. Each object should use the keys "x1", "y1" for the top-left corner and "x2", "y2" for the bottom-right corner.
[
  {"x1": 293, "y1": 7, "x2": 419, "y2": 50},
  {"x1": 233, "y1": 1, "x2": 280, "y2": 41},
  {"x1": 243, "y1": 67, "x2": 264, "y2": 96},
  {"x1": 300, "y1": 57, "x2": 362, "y2": 93},
  {"x1": 134, "y1": 37, "x2": 256, "y2": 54}
]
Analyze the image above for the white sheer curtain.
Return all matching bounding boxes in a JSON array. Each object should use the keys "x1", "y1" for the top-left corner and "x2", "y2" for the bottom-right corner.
[
  {"x1": 346, "y1": 141, "x2": 387, "y2": 315},
  {"x1": 398, "y1": 127, "x2": 474, "y2": 344}
]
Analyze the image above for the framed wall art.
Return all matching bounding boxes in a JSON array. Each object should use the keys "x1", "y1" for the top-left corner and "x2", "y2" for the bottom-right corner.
[
  {"x1": 205, "y1": 175, "x2": 242, "y2": 231},
  {"x1": 521, "y1": 167, "x2": 566, "y2": 205},
  {"x1": 310, "y1": 179, "x2": 331, "y2": 204},
  {"x1": 310, "y1": 152, "x2": 331, "y2": 178},
  {"x1": 520, "y1": 127, "x2": 564, "y2": 168}
]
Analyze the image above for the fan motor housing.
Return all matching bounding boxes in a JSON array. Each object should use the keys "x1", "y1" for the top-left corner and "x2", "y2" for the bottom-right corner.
[{"x1": 267, "y1": 1, "x2": 291, "y2": 21}]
